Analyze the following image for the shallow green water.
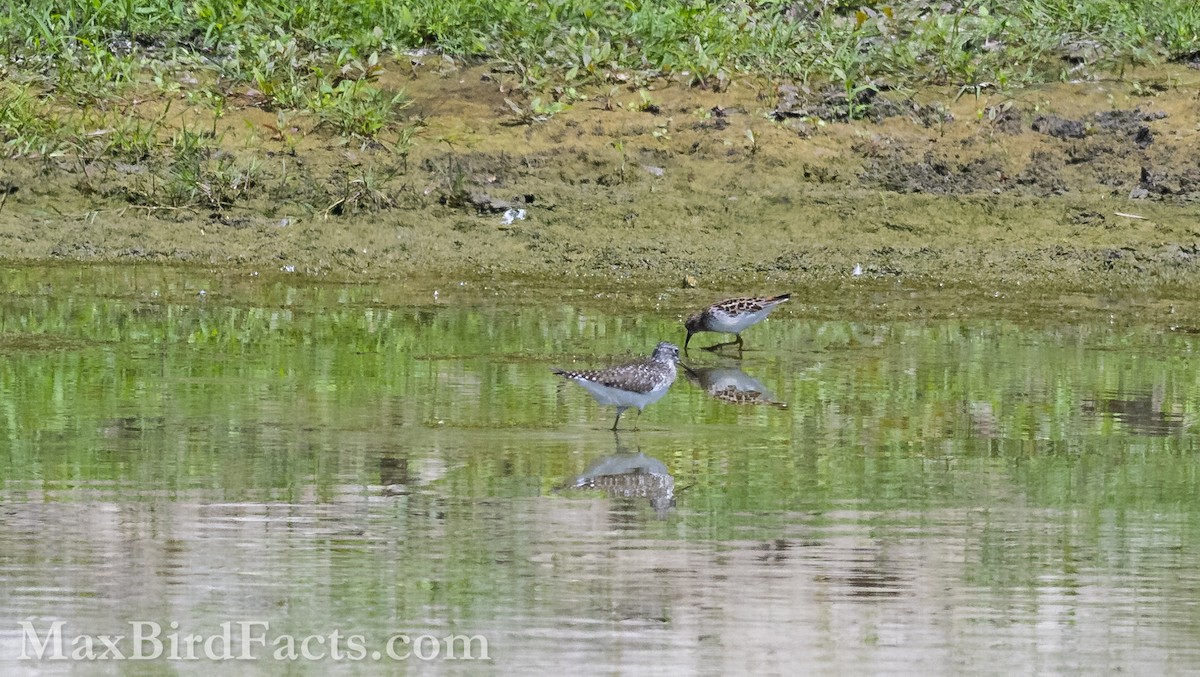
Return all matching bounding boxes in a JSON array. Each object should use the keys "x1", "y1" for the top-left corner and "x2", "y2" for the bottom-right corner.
[{"x1": 2, "y1": 266, "x2": 1200, "y2": 675}]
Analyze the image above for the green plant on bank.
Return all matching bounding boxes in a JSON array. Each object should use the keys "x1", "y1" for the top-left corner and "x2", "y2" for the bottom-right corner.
[
  {"x1": 305, "y1": 53, "x2": 410, "y2": 139},
  {"x1": 185, "y1": 89, "x2": 227, "y2": 137},
  {"x1": 307, "y1": 78, "x2": 410, "y2": 138},
  {"x1": 82, "y1": 105, "x2": 164, "y2": 162},
  {"x1": 324, "y1": 167, "x2": 396, "y2": 217},
  {"x1": 611, "y1": 139, "x2": 626, "y2": 184},
  {"x1": 503, "y1": 94, "x2": 569, "y2": 124},
  {"x1": 0, "y1": 83, "x2": 72, "y2": 158},
  {"x1": 634, "y1": 89, "x2": 660, "y2": 113},
  {"x1": 1151, "y1": 1, "x2": 1200, "y2": 56},
  {"x1": 815, "y1": 25, "x2": 879, "y2": 121},
  {"x1": 190, "y1": 0, "x2": 251, "y2": 55},
  {"x1": 744, "y1": 128, "x2": 758, "y2": 155},
  {"x1": 432, "y1": 141, "x2": 473, "y2": 209},
  {"x1": 390, "y1": 122, "x2": 420, "y2": 173},
  {"x1": 161, "y1": 126, "x2": 214, "y2": 207},
  {"x1": 529, "y1": 95, "x2": 567, "y2": 120},
  {"x1": 114, "y1": 121, "x2": 245, "y2": 210},
  {"x1": 239, "y1": 37, "x2": 311, "y2": 110},
  {"x1": 263, "y1": 111, "x2": 303, "y2": 154}
]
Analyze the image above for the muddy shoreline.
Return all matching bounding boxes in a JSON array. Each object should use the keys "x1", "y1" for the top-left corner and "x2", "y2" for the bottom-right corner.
[{"x1": 2, "y1": 63, "x2": 1200, "y2": 295}]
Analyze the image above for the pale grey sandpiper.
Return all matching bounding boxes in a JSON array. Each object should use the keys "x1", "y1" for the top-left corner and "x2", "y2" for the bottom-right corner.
[
  {"x1": 551, "y1": 341, "x2": 681, "y2": 431},
  {"x1": 684, "y1": 293, "x2": 791, "y2": 352}
]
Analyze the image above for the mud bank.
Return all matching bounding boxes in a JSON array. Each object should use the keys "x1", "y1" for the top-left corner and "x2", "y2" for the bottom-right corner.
[{"x1": 2, "y1": 62, "x2": 1200, "y2": 295}]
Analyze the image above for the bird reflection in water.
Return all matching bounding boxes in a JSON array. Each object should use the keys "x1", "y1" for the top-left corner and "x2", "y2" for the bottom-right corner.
[
  {"x1": 682, "y1": 362, "x2": 787, "y2": 408},
  {"x1": 97, "y1": 416, "x2": 166, "y2": 439},
  {"x1": 1081, "y1": 386, "x2": 1186, "y2": 437},
  {"x1": 379, "y1": 454, "x2": 411, "y2": 496},
  {"x1": 557, "y1": 433, "x2": 676, "y2": 519}
]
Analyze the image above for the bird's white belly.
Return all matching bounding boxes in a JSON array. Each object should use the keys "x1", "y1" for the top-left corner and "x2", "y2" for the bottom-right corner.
[
  {"x1": 709, "y1": 307, "x2": 773, "y2": 334},
  {"x1": 576, "y1": 379, "x2": 671, "y2": 409}
]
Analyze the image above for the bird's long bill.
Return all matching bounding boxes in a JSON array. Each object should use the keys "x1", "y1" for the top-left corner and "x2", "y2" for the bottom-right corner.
[{"x1": 684, "y1": 330, "x2": 693, "y2": 351}]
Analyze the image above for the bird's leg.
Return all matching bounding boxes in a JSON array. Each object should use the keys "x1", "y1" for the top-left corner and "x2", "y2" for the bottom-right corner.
[
  {"x1": 703, "y1": 336, "x2": 742, "y2": 351},
  {"x1": 633, "y1": 408, "x2": 643, "y2": 431},
  {"x1": 611, "y1": 407, "x2": 627, "y2": 431}
]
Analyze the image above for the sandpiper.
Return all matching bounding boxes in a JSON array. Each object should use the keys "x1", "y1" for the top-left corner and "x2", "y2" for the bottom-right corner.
[
  {"x1": 683, "y1": 363, "x2": 788, "y2": 408},
  {"x1": 560, "y1": 450, "x2": 675, "y2": 517},
  {"x1": 552, "y1": 342, "x2": 681, "y2": 430},
  {"x1": 684, "y1": 294, "x2": 791, "y2": 352}
]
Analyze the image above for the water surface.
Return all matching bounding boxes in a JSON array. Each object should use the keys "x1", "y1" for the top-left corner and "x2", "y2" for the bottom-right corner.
[{"x1": 2, "y1": 266, "x2": 1200, "y2": 675}]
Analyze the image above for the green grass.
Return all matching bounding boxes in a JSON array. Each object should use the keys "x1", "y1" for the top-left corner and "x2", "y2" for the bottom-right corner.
[
  {"x1": 0, "y1": 0, "x2": 1196, "y2": 210},
  {"x1": 2, "y1": 0, "x2": 1196, "y2": 96},
  {"x1": 2, "y1": 0, "x2": 1196, "y2": 125}
]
